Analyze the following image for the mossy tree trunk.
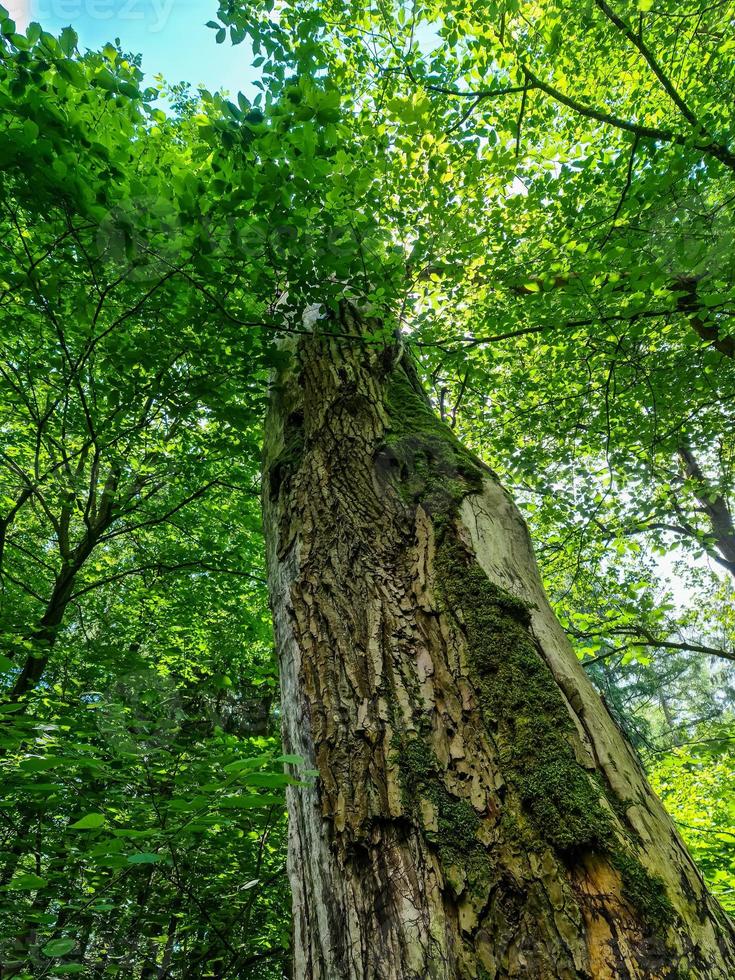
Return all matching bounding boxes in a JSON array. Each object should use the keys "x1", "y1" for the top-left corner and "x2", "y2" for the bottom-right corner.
[{"x1": 262, "y1": 303, "x2": 735, "y2": 980}]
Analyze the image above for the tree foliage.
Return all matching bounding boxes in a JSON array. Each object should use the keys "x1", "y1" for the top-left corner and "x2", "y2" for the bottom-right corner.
[{"x1": 1, "y1": 0, "x2": 734, "y2": 973}]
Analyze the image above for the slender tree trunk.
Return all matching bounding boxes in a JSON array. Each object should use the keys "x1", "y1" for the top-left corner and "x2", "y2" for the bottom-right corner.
[
  {"x1": 677, "y1": 443, "x2": 735, "y2": 576},
  {"x1": 262, "y1": 303, "x2": 735, "y2": 979},
  {"x1": 0, "y1": 812, "x2": 32, "y2": 887},
  {"x1": 157, "y1": 905, "x2": 179, "y2": 978}
]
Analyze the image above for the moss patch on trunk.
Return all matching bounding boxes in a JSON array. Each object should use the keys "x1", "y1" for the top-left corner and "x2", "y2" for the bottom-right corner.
[
  {"x1": 393, "y1": 734, "x2": 495, "y2": 906},
  {"x1": 436, "y1": 539, "x2": 614, "y2": 854},
  {"x1": 382, "y1": 365, "x2": 484, "y2": 524},
  {"x1": 383, "y1": 355, "x2": 675, "y2": 936}
]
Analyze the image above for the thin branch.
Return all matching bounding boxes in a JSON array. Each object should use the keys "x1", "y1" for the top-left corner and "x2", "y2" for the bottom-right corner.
[
  {"x1": 601, "y1": 134, "x2": 639, "y2": 247},
  {"x1": 515, "y1": 76, "x2": 529, "y2": 158},
  {"x1": 69, "y1": 561, "x2": 266, "y2": 601},
  {"x1": 521, "y1": 64, "x2": 735, "y2": 170},
  {"x1": 578, "y1": 627, "x2": 735, "y2": 664},
  {"x1": 594, "y1": 0, "x2": 706, "y2": 134}
]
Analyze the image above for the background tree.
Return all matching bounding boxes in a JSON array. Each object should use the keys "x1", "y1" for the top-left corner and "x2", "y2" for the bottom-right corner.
[{"x1": 0, "y1": 22, "x2": 292, "y2": 978}]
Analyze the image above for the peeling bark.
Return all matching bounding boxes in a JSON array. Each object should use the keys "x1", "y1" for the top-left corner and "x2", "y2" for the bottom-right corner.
[{"x1": 262, "y1": 303, "x2": 735, "y2": 979}]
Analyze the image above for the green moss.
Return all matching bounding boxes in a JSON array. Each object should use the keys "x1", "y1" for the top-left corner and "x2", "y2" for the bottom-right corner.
[
  {"x1": 383, "y1": 367, "x2": 484, "y2": 522},
  {"x1": 383, "y1": 360, "x2": 675, "y2": 936},
  {"x1": 395, "y1": 738, "x2": 476, "y2": 839},
  {"x1": 392, "y1": 717, "x2": 497, "y2": 908},
  {"x1": 395, "y1": 735, "x2": 437, "y2": 794},
  {"x1": 432, "y1": 541, "x2": 675, "y2": 932},
  {"x1": 522, "y1": 763, "x2": 615, "y2": 851},
  {"x1": 613, "y1": 852, "x2": 675, "y2": 932},
  {"x1": 435, "y1": 539, "x2": 613, "y2": 855},
  {"x1": 385, "y1": 364, "x2": 613, "y2": 854},
  {"x1": 439, "y1": 797, "x2": 481, "y2": 850}
]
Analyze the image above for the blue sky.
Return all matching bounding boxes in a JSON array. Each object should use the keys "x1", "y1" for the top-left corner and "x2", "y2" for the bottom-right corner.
[{"x1": 7, "y1": 0, "x2": 256, "y2": 96}]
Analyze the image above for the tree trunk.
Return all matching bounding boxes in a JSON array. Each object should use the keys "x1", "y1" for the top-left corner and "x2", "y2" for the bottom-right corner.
[
  {"x1": 262, "y1": 303, "x2": 735, "y2": 979},
  {"x1": 677, "y1": 443, "x2": 735, "y2": 576}
]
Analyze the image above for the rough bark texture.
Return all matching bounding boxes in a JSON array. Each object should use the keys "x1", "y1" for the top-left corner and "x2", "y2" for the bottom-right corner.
[{"x1": 262, "y1": 303, "x2": 735, "y2": 979}]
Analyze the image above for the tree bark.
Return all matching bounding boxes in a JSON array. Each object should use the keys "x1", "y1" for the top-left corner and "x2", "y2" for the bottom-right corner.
[
  {"x1": 677, "y1": 443, "x2": 735, "y2": 576},
  {"x1": 262, "y1": 302, "x2": 735, "y2": 979}
]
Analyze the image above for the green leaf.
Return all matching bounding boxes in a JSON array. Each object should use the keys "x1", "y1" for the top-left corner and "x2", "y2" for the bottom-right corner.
[
  {"x1": 42, "y1": 939, "x2": 76, "y2": 958},
  {"x1": 57, "y1": 59, "x2": 86, "y2": 88},
  {"x1": 19, "y1": 755, "x2": 63, "y2": 772},
  {"x1": 242, "y1": 771, "x2": 292, "y2": 788},
  {"x1": 126, "y1": 852, "x2": 161, "y2": 864},
  {"x1": 218, "y1": 794, "x2": 283, "y2": 809},
  {"x1": 58, "y1": 25, "x2": 78, "y2": 56},
  {"x1": 222, "y1": 754, "x2": 271, "y2": 774},
  {"x1": 21, "y1": 120, "x2": 39, "y2": 143},
  {"x1": 6, "y1": 873, "x2": 47, "y2": 890},
  {"x1": 69, "y1": 813, "x2": 106, "y2": 830}
]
